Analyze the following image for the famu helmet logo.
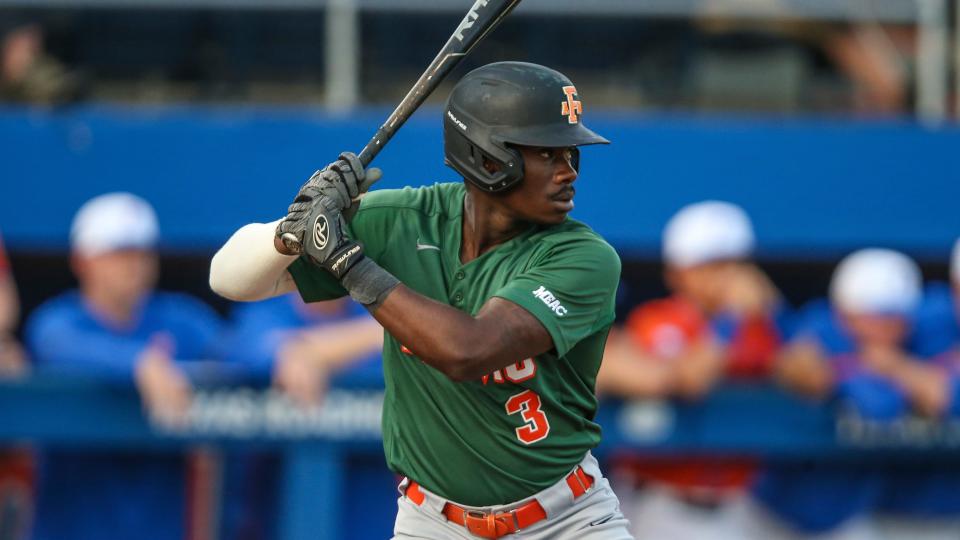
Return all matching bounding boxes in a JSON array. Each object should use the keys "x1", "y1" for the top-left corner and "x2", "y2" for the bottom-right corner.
[
  {"x1": 313, "y1": 214, "x2": 329, "y2": 250},
  {"x1": 561, "y1": 86, "x2": 582, "y2": 124}
]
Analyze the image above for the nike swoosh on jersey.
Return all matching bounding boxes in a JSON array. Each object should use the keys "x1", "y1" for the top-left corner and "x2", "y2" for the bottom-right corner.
[
  {"x1": 416, "y1": 239, "x2": 441, "y2": 251},
  {"x1": 588, "y1": 514, "x2": 616, "y2": 527}
]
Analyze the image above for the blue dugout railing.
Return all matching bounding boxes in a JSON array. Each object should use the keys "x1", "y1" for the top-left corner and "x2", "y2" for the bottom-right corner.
[{"x1": 3, "y1": 376, "x2": 960, "y2": 540}]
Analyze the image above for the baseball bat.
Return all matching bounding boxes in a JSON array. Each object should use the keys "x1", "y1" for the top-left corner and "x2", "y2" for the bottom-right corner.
[{"x1": 282, "y1": 0, "x2": 523, "y2": 254}]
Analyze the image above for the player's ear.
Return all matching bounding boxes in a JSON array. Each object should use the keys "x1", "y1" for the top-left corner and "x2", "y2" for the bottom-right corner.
[{"x1": 481, "y1": 155, "x2": 502, "y2": 174}]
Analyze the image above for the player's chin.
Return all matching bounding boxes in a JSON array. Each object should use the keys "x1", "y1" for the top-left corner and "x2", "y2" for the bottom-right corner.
[{"x1": 534, "y1": 209, "x2": 570, "y2": 225}]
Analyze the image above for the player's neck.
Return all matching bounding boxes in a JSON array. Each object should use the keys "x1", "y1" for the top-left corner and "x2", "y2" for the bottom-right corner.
[{"x1": 461, "y1": 191, "x2": 528, "y2": 264}]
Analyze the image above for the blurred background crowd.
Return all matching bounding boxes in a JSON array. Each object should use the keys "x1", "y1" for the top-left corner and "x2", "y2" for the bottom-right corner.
[
  {"x1": 0, "y1": 0, "x2": 952, "y2": 116},
  {"x1": 2, "y1": 1, "x2": 960, "y2": 540}
]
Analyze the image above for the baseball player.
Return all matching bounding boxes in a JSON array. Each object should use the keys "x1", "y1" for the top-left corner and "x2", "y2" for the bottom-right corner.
[
  {"x1": 598, "y1": 201, "x2": 785, "y2": 540},
  {"x1": 210, "y1": 61, "x2": 632, "y2": 539},
  {"x1": 0, "y1": 232, "x2": 27, "y2": 377},
  {"x1": 0, "y1": 231, "x2": 31, "y2": 539},
  {"x1": 26, "y1": 193, "x2": 224, "y2": 540},
  {"x1": 733, "y1": 249, "x2": 941, "y2": 540},
  {"x1": 874, "y1": 239, "x2": 960, "y2": 539}
]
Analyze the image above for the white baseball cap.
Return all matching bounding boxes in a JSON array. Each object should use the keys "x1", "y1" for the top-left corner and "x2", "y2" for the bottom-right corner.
[
  {"x1": 70, "y1": 192, "x2": 159, "y2": 256},
  {"x1": 662, "y1": 201, "x2": 755, "y2": 268},
  {"x1": 951, "y1": 237, "x2": 960, "y2": 284},
  {"x1": 830, "y1": 248, "x2": 921, "y2": 316}
]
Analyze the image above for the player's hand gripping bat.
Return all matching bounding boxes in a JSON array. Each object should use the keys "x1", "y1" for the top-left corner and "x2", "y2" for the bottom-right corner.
[{"x1": 280, "y1": 0, "x2": 523, "y2": 255}]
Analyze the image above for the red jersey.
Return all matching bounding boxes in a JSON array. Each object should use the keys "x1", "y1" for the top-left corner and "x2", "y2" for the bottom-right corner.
[
  {"x1": 0, "y1": 234, "x2": 9, "y2": 274},
  {"x1": 615, "y1": 296, "x2": 781, "y2": 500}
]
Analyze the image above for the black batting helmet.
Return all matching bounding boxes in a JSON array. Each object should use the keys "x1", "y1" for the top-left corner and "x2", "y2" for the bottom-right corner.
[{"x1": 443, "y1": 61, "x2": 610, "y2": 193}]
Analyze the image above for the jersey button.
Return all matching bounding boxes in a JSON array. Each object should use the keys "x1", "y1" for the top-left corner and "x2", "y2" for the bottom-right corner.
[
  {"x1": 453, "y1": 293, "x2": 464, "y2": 303},
  {"x1": 455, "y1": 271, "x2": 465, "y2": 280}
]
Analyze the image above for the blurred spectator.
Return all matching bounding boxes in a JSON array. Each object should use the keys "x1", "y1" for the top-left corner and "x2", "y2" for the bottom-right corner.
[
  {"x1": 731, "y1": 249, "x2": 943, "y2": 540},
  {"x1": 874, "y1": 239, "x2": 960, "y2": 539},
  {"x1": 598, "y1": 201, "x2": 785, "y2": 539},
  {"x1": 821, "y1": 23, "x2": 913, "y2": 115},
  {"x1": 774, "y1": 249, "x2": 946, "y2": 415},
  {"x1": 219, "y1": 294, "x2": 383, "y2": 539},
  {"x1": 0, "y1": 19, "x2": 83, "y2": 106},
  {"x1": 225, "y1": 294, "x2": 382, "y2": 406},
  {"x1": 694, "y1": 12, "x2": 913, "y2": 115},
  {"x1": 24, "y1": 192, "x2": 224, "y2": 540},
  {"x1": 0, "y1": 232, "x2": 26, "y2": 377},
  {"x1": 908, "y1": 238, "x2": 960, "y2": 360},
  {"x1": 0, "y1": 231, "x2": 32, "y2": 540}
]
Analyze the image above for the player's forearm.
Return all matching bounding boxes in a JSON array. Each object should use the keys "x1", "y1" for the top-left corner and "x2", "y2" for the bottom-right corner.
[
  {"x1": 0, "y1": 275, "x2": 20, "y2": 333},
  {"x1": 773, "y1": 342, "x2": 835, "y2": 399},
  {"x1": 296, "y1": 318, "x2": 384, "y2": 371},
  {"x1": 596, "y1": 349, "x2": 674, "y2": 398},
  {"x1": 371, "y1": 286, "x2": 543, "y2": 381},
  {"x1": 889, "y1": 360, "x2": 951, "y2": 417},
  {"x1": 595, "y1": 331, "x2": 674, "y2": 398},
  {"x1": 671, "y1": 341, "x2": 725, "y2": 400},
  {"x1": 209, "y1": 221, "x2": 297, "y2": 301}
]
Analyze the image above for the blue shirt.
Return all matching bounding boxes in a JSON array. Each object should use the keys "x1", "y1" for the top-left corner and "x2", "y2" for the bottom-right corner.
[
  {"x1": 223, "y1": 294, "x2": 382, "y2": 385},
  {"x1": 25, "y1": 290, "x2": 223, "y2": 540},
  {"x1": 909, "y1": 282, "x2": 959, "y2": 359},
  {"x1": 753, "y1": 300, "x2": 907, "y2": 532},
  {"x1": 910, "y1": 282, "x2": 960, "y2": 417},
  {"x1": 27, "y1": 290, "x2": 223, "y2": 380},
  {"x1": 219, "y1": 294, "x2": 384, "y2": 540},
  {"x1": 878, "y1": 282, "x2": 960, "y2": 517}
]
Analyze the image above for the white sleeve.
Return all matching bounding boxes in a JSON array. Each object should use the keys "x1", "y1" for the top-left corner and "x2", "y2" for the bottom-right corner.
[{"x1": 209, "y1": 220, "x2": 298, "y2": 301}]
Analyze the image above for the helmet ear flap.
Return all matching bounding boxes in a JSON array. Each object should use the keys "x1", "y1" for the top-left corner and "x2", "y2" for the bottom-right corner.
[
  {"x1": 445, "y1": 127, "x2": 524, "y2": 193},
  {"x1": 478, "y1": 145, "x2": 523, "y2": 192},
  {"x1": 501, "y1": 145, "x2": 524, "y2": 188}
]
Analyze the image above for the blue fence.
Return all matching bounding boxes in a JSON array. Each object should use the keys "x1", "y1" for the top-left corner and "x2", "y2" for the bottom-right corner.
[
  {"x1": 2, "y1": 106, "x2": 959, "y2": 258},
  {"x1": 3, "y1": 377, "x2": 960, "y2": 540}
]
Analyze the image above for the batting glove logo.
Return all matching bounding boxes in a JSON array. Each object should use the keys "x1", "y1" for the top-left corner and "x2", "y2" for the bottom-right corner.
[{"x1": 313, "y1": 214, "x2": 329, "y2": 250}]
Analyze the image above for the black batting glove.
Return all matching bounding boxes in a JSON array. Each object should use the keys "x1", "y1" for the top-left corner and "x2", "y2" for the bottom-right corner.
[
  {"x1": 334, "y1": 152, "x2": 383, "y2": 221},
  {"x1": 301, "y1": 193, "x2": 400, "y2": 311},
  {"x1": 275, "y1": 152, "x2": 383, "y2": 252},
  {"x1": 301, "y1": 195, "x2": 366, "y2": 279}
]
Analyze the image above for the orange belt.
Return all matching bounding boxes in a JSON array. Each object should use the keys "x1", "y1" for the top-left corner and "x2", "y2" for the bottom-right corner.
[{"x1": 404, "y1": 466, "x2": 594, "y2": 539}]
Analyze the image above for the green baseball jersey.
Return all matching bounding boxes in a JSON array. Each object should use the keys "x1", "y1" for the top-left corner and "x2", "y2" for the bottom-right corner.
[{"x1": 288, "y1": 182, "x2": 621, "y2": 506}]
